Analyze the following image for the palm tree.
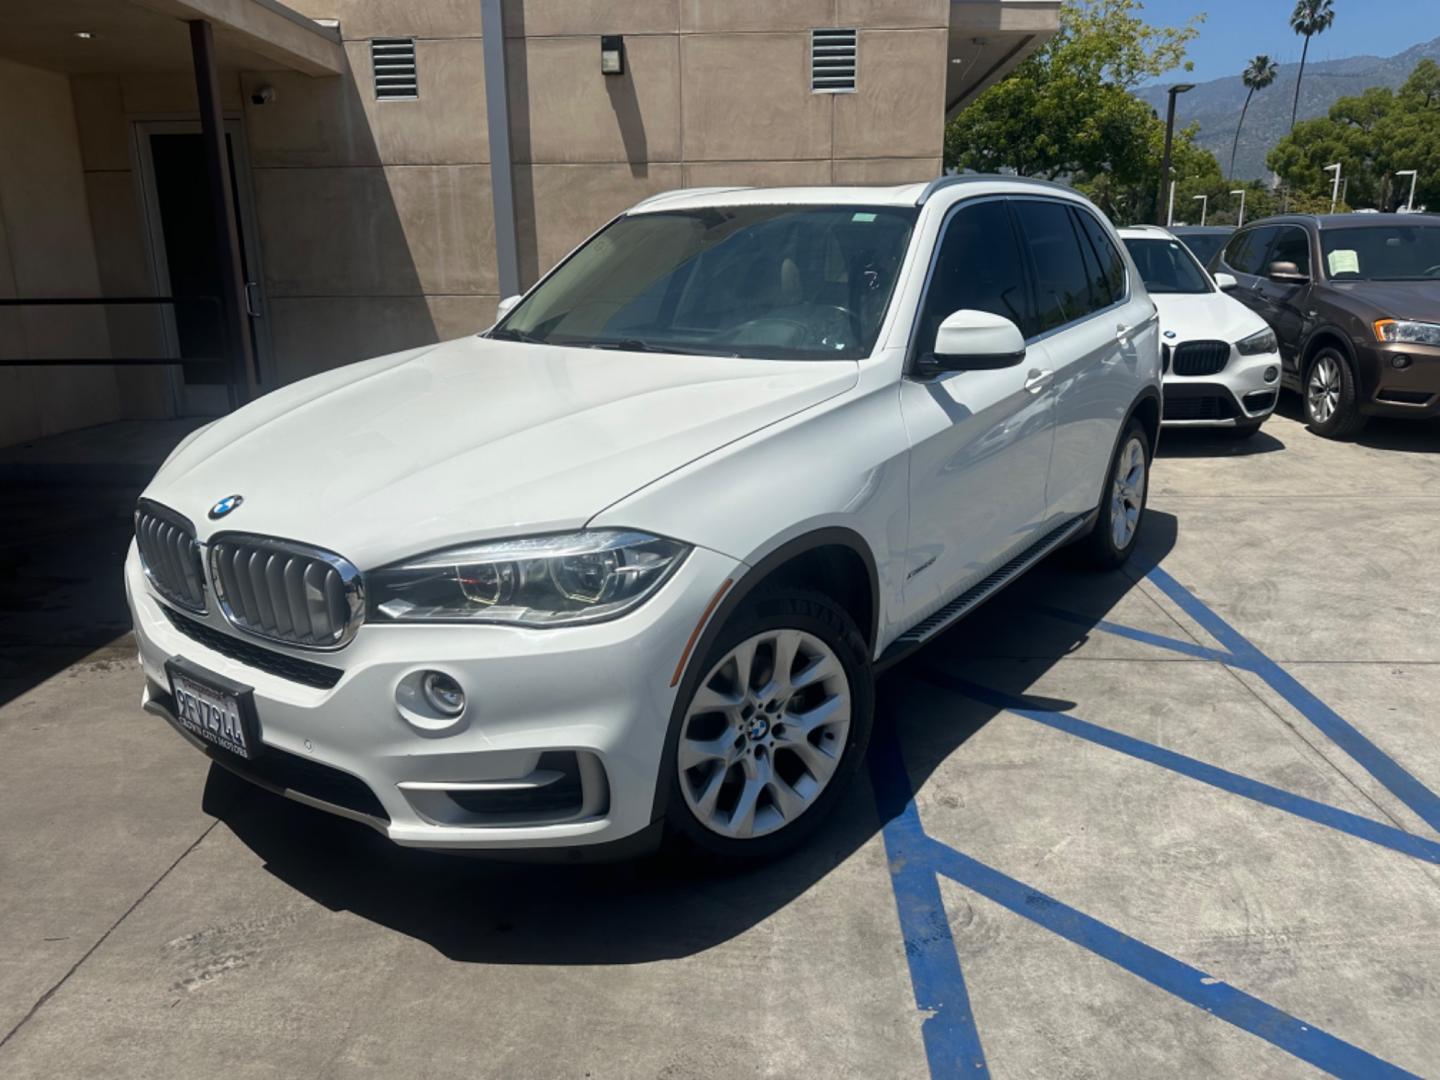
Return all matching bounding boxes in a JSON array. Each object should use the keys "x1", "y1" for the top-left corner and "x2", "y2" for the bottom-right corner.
[
  {"x1": 1289, "y1": 0, "x2": 1336, "y2": 131},
  {"x1": 1230, "y1": 55, "x2": 1279, "y2": 179}
]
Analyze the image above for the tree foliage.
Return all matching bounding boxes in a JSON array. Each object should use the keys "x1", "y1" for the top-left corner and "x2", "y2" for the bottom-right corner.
[
  {"x1": 1268, "y1": 59, "x2": 1440, "y2": 211},
  {"x1": 944, "y1": 0, "x2": 1210, "y2": 221}
]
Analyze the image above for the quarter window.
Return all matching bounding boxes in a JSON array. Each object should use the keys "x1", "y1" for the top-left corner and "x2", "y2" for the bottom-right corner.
[
  {"x1": 1012, "y1": 199, "x2": 1098, "y2": 332},
  {"x1": 915, "y1": 199, "x2": 1036, "y2": 356}
]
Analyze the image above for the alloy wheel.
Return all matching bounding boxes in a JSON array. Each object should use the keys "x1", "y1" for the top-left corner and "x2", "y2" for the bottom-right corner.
[
  {"x1": 1308, "y1": 355, "x2": 1341, "y2": 424},
  {"x1": 678, "y1": 628, "x2": 851, "y2": 839},
  {"x1": 1110, "y1": 436, "x2": 1147, "y2": 550}
]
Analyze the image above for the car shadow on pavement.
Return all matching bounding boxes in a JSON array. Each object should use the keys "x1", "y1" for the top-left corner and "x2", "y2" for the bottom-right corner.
[
  {"x1": 208, "y1": 512, "x2": 1180, "y2": 965},
  {"x1": 1272, "y1": 392, "x2": 1440, "y2": 453},
  {"x1": 1155, "y1": 427, "x2": 1285, "y2": 458}
]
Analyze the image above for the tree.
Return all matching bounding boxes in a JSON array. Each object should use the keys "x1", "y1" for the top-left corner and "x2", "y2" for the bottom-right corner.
[
  {"x1": 945, "y1": 0, "x2": 1204, "y2": 217},
  {"x1": 1230, "y1": 55, "x2": 1278, "y2": 180},
  {"x1": 1289, "y1": 0, "x2": 1336, "y2": 132},
  {"x1": 1269, "y1": 60, "x2": 1440, "y2": 211}
]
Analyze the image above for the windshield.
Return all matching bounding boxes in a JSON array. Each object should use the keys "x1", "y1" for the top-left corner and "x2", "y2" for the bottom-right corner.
[
  {"x1": 493, "y1": 205, "x2": 919, "y2": 359},
  {"x1": 1320, "y1": 225, "x2": 1440, "y2": 281},
  {"x1": 1122, "y1": 237, "x2": 1212, "y2": 294},
  {"x1": 1175, "y1": 232, "x2": 1227, "y2": 268}
]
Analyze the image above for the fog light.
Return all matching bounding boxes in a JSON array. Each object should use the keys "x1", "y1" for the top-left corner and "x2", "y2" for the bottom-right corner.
[
  {"x1": 1263, "y1": 365, "x2": 1278, "y2": 383},
  {"x1": 1392, "y1": 354, "x2": 1412, "y2": 369},
  {"x1": 421, "y1": 671, "x2": 466, "y2": 717}
]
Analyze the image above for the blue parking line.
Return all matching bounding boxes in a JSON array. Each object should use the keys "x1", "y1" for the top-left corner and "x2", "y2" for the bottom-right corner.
[
  {"x1": 1142, "y1": 567, "x2": 1440, "y2": 836},
  {"x1": 920, "y1": 838, "x2": 1420, "y2": 1080},
  {"x1": 870, "y1": 727, "x2": 990, "y2": 1077},
  {"x1": 934, "y1": 673, "x2": 1440, "y2": 866},
  {"x1": 1033, "y1": 604, "x2": 1236, "y2": 665}
]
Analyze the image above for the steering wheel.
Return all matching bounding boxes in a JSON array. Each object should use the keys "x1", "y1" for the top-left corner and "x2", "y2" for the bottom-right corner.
[
  {"x1": 1421, "y1": 264, "x2": 1440, "y2": 278},
  {"x1": 811, "y1": 304, "x2": 864, "y2": 347}
]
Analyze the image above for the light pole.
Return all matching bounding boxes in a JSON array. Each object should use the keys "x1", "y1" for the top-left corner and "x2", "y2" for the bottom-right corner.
[
  {"x1": 1157, "y1": 83, "x2": 1195, "y2": 225},
  {"x1": 1192, "y1": 194, "x2": 1208, "y2": 226},
  {"x1": 1324, "y1": 162, "x2": 1342, "y2": 214},
  {"x1": 1230, "y1": 188, "x2": 1247, "y2": 227},
  {"x1": 1397, "y1": 169, "x2": 1418, "y2": 212},
  {"x1": 1166, "y1": 180, "x2": 1177, "y2": 226}
]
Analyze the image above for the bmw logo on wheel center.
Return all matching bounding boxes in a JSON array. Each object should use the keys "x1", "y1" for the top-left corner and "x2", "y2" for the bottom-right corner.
[{"x1": 208, "y1": 494, "x2": 244, "y2": 520}]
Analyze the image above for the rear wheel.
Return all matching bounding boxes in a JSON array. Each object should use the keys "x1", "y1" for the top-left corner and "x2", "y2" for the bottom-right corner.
[
  {"x1": 665, "y1": 590, "x2": 873, "y2": 860},
  {"x1": 1082, "y1": 420, "x2": 1150, "y2": 569},
  {"x1": 1304, "y1": 348, "x2": 1367, "y2": 439}
]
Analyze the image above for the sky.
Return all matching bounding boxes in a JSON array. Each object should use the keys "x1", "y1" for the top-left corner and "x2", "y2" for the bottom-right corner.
[{"x1": 1138, "y1": 0, "x2": 1431, "y2": 84}]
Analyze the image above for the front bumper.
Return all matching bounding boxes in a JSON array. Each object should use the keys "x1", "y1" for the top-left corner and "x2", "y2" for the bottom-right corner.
[
  {"x1": 1162, "y1": 347, "x2": 1280, "y2": 427},
  {"x1": 126, "y1": 542, "x2": 741, "y2": 851},
  {"x1": 1362, "y1": 341, "x2": 1440, "y2": 418}
]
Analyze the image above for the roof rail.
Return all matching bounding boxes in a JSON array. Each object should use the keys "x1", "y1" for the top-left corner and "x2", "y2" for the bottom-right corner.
[
  {"x1": 629, "y1": 186, "x2": 752, "y2": 211},
  {"x1": 915, "y1": 173, "x2": 1076, "y2": 206}
]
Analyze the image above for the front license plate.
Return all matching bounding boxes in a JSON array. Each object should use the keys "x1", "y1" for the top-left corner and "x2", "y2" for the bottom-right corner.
[{"x1": 167, "y1": 661, "x2": 256, "y2": 760}]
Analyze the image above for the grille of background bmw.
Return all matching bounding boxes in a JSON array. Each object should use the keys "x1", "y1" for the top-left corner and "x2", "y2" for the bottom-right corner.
[
  {"x1": 134, "y1": 504, "x2": 206, "y2": 612},
  {"x1": 811, "y1": 29, "x2": 857, "y2": 91},
  {"x1": 1164, "y1": 394, "x2": 1236, "y2": 421},
  {"x1": 1170, "y1": 340, "x2": 1231, "y2": 377},
  {"x1": 371, "y1": 38, "x2": 418, "y2": 99},
  {"x1": 209, "y1": 537, "x2": 362, "y2": 648}
]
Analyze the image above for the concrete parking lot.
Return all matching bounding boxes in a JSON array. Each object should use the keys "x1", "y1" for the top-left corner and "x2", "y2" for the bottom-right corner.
[{"x1": 2, "y1": 404, "x2": 1439, "y2": 1079}]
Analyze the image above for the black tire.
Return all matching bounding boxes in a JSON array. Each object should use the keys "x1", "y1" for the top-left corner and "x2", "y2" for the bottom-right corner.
[
  {"x1": 662, "y1": 589, "x2": 874, "y2": 862},
  {"x1": 1082, "y1": 418, "x2": 1151, "y2": 569},
  {"x1": 1303, "y1": 347, "x2": 1368, "y2": 439}
]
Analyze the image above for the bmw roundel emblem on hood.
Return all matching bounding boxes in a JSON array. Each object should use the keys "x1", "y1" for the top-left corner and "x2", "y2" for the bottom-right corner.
[
  {"x1": 209, "y1": 494, "x2": 244, "y2": 520},
  {"x1": 1163, "y1": 330, "x2": 1177, "y2": 339}
]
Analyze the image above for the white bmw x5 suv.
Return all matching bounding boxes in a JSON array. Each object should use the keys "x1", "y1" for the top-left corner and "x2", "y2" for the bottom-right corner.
[{"x1": 127, "y1": 178, "x2": 1161, "y2": 859}]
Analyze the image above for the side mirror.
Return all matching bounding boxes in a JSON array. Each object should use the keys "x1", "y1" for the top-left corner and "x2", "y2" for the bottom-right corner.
[
  {"x1": 1214, "y1": 272, "x2": 1238, "y2": 291},
  {"x1": 921, "y1": 310, "x2": 1026, "y2": 375},
  {"x1": 1266, "y1": 261, "x2": 1309, "y2": 285},
  {"x1": 495, "y1": 294, "x2": 523, "y2": 323}
]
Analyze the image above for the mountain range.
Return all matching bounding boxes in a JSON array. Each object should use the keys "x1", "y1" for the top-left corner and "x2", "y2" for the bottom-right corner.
[{"x1": 1136, "y1": 36, "x2": 1440, "y2": 181}]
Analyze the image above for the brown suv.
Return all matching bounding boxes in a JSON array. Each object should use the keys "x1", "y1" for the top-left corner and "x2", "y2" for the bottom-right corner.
[{"x1": 1210, "y1": 213, "x2": 1440, "y2": 438}]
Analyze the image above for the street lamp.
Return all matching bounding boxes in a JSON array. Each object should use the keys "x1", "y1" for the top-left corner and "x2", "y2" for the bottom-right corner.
[
  {"x1": 1157, "y1": 83, "x2": 1195, "y2": 225},
  {"x1": 1324, "y1": 162, "x2": 1342, "y2": 214},
  {"x1": 1192, "y1": 194, "x2": 1208, "y2": 226},
  {"x1": 1397, "y1": 169, "x2": 1418, "y2": 212},
  {"x1": 1230, "y1": 188, "x2": 1247, "y2": 227}
]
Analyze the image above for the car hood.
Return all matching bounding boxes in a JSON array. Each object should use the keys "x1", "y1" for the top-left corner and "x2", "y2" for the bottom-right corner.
[
  {"x1": 1328, "y1": 280, "x2": 1440, "y2": 321},
  {"x1": 1151, "y1": 291, "x2": 1268, "y2": 344},
  {"x1": 143, "y1": 336, "x2": 857, "y2": 567}
]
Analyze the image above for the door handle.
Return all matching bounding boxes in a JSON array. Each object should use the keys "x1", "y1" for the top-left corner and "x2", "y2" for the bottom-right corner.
[
  {"x1": 1023, "y1": 368, "x2": 1053, "y2": 394},
  {"x1": 244, "y1": 281, "x2": 264, "y2": 318}
]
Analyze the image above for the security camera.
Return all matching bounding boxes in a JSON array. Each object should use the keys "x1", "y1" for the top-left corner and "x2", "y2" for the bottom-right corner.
[{"x1": 250, "y1": 85, "x2": 275, "y2": 106}]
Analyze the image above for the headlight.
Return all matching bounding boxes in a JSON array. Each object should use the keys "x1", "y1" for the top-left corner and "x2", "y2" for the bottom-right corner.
[
  {"x1": 368, "y1": 530, "x2": 690, "y2": 627},
  {"x1": 1375, "y1": 319, "x2": 1440, "y2": 346},
  {"x1": 1236, "y1": 328, "x2": 1277, "y2": 355}
]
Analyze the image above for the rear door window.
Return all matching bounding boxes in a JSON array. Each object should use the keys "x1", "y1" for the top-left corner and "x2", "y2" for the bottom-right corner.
[
  {"x1": 1012, "y1": 199, "x2": 1100, "y2": 333},
  {"x1": 1073, "y1": 208, "x2": 1127, "y2": 307}
]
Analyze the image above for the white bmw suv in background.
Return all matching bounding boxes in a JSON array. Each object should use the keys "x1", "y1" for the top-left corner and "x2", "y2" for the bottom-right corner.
[
  {"x1": 1119, "y1": 225, "x2": 1281, "y2": 437},
  {"x1": 127, "y1": 178, "x2": 1161, "y2": 860}
]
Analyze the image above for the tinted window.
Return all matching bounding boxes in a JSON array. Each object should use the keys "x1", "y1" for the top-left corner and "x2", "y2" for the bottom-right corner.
[
  {"x1": 497, "y1": 204, "x2": 918, "y2": 359},
  {"x1": 1074, "y1": 209, "x2": 1127, "y2": 306},
  {"x1": 1224, "y1": 226, "x2": 1278, "y2": 275},
  {"x1": 1122, "y1": 237, "x2": 1212, "y2": 294},
  {"x1": 1174, "y1": 232, "x2": 1227, "y2": 268},
  {"x1": 1269, "y1": 226, "x2": 1312, "y2": 275},
  {"x1": 915, "y1": 199, "x2": 1036, "y2": 354},
  {"x1": 1013, "y1": 199, "x2": 1098, "y2": 332}
]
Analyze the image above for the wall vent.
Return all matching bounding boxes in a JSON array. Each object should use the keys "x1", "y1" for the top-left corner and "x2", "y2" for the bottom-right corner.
[
  {"x1": 811, "y1": 29, "x2": 857, "y2": 92},
  {"x1": 372, "y1": 38, "x2": 418, "y2": 100}
]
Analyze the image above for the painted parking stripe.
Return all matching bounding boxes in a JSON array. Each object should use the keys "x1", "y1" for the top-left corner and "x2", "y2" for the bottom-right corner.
[
  {"x1": 871, "y1": 726, "x2": 990, "y2": 1077},
  {"x1": 921, "y1": 837, "x2": 1421, "y2": 1080},
  {"x1": 933, "y1": 672, "x2": 1440, "y2": 866},
  {"x1": 1033, "y1": 604, "x2": 1236, "y2": 665},
  {"x1": 1141, "y1": 567, "x2": 1440, "y2": 836}
]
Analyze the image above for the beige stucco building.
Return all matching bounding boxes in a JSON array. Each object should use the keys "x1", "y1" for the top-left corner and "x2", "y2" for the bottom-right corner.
[{"x1": 0, "y1": 0, "x2": 1058, "y2": 446}]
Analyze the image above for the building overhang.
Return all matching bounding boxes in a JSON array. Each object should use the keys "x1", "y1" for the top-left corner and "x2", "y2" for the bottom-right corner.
[
  {"x1": 946, "y1": 0, "x2": 1061, "y2": 119},
  {"x1": 0, "y1": 0, "x2": 344, "y2": 77}
]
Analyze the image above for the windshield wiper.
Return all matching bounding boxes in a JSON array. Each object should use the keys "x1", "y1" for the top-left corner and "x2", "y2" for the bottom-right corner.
[
  {"x1": 488, "y1": 327, "x2": 547, "y2": 344},
  {"x1": 575, "y1": 338, "x2": 739, "y2": 357}
]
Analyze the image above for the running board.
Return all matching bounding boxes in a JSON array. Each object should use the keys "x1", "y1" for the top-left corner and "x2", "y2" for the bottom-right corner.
[{"x1": 878, "y1": 513, "x2": 1090, "y2": 670}]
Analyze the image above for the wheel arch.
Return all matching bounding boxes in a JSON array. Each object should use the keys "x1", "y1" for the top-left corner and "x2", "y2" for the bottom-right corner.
[{"x1": 1126, "y1": 384, "x2": 1162, "y2": 455}]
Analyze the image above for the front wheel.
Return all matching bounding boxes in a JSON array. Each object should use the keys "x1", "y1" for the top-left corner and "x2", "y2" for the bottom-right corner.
[
  {"x1": 1082, "y1": 420, "x2": 1150, "y2": 569},
  {"x1": 1304, "y1": 349, "x2": 1367, "y2": 439},
  {"x1": 664, "y1": 590, "x2": 873, "y2": 861}
]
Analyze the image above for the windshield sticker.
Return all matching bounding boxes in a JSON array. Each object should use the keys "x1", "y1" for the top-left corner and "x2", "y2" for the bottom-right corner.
[
  {"x1": 1327, "y1": 249, "x2": 1360, "y2": 276},
  {"x1": 851, "y1": 212, "x2": 877, "y2": 222}
]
